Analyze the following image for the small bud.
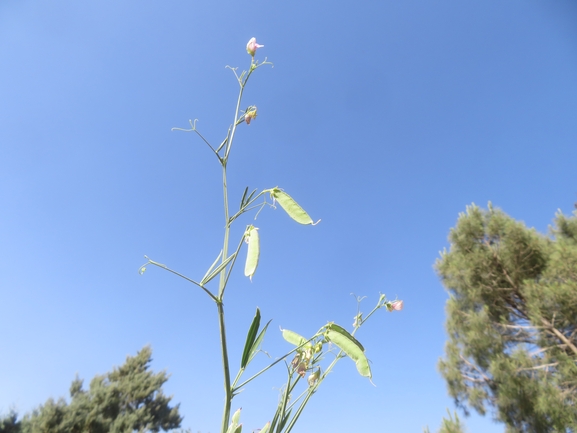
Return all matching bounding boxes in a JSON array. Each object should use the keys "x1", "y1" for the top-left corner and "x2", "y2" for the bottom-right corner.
[
  {"x1": 391, "y1": 300, "x2": 403, "y2": 311},
  {"x1": 307, "y1": 368, "x2": 321, "y2": 387},
  {"x1": 246, "y1": 37, "x2": 264, "y2": 57},
  {"x1": 231, "y1": 408, "x2": 242, "y2": 425}
]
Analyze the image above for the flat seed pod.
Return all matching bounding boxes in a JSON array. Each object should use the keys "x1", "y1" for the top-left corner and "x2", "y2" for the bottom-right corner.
[
  {"x1": 244, "y1": 226, "x2": 260, "y2": 281},
  {"x1": 281, "y1": 328, "x2": 307, "y2": 347},
  {"x1": 271, "y1": 188, "x2": 315, "y2": 225},
  {"x1": 327, "y1": 323, "x2": 365, "y2": 352},
  {"x1": 326, "y1": 328, "x2": 372, "y2": 379}
]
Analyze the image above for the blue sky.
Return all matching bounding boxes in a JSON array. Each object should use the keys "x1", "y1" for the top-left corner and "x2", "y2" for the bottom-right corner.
[{"x1": 1, "y1": 1, "x2": 576, "y2": 432}]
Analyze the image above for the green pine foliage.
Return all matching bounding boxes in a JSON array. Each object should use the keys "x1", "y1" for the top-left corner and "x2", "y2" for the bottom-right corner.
[
  {"x1": 13, "y1": 346, "x2": 182, "y2": 433},
  {"x1": 424, "y1": 409, "x2": 467, "y2": 433},
  {"x1": 436, "y1": 204, "x2": 577, "y2": 432},
  {"x1": 0, "y1": 411, "x2": 21, "y2": 433}
]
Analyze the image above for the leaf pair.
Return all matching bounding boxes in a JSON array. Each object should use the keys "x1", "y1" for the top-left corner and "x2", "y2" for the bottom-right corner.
[
  {"x1": 240, "y1": 308, "x2": 271, "y2": 370},
  {"x1": 201, "y1": 250, "x2": 236, "y2": 286}
]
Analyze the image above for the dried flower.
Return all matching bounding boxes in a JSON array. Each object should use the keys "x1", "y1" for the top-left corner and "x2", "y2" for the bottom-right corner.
[
  {"x1": 245, "y1": 106, "x2": 257, "y2": 125},
  {"x1": 297, "y1": 362, "x2": 307, "y2": 378}
]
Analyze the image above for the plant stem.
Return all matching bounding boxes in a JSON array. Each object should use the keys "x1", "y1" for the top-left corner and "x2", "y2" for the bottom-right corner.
[
  {"x1": 216, "y1": 61, "x2": 264, "y2": 433},
  {"x1": 218, "y1": 299, "x2": 232, "y2": 433},
  {"x1": 217, "y1": 164, "x2": 232, "y2": 433},
  {"x1": 217, "y1": 73, "x2": 242, "y2": 433}
]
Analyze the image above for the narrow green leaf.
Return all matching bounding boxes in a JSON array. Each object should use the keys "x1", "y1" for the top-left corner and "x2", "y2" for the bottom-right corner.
[
  {"x1": 200, "y1": 253, "x2": 235, "y2": 286},
  {"x1": 244, "y1": 226, "x2": 260, "y2": 281},
  {"x1": 245, "y1": 188, "x2": 257, "y2": 204},
  {"x1": 271, "y1": 188, "x2": 315, "y2": 225},
  {"x1": 247, "y1": 319, "x2": 271, "y2": 365},
  {"x1": 326, "y1": 327, "x2": 371, "y2": 379},
  {"x1": 241, "y1": 308, "x2": 261, "y2": 369},
  {"x1": 259, "y1": 422, "x2": 270, "y2": 433},
  {"x1": 282, "y1": 329, "x2": 307, "y2": 347},
  {"x1": 239, "y1": 186, "x2": 249, "y2": 209},
  {"x1": 279, "y1": 409, "x2": 292, "y2": 431},
  {"x1": 200, "y1": 250, "x2": 223, "y2": 285}
]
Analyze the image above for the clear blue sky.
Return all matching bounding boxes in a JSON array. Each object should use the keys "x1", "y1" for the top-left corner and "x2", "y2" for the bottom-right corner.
[{"x1": 1, "y1": 1, "x2": 576, "y2": 432}]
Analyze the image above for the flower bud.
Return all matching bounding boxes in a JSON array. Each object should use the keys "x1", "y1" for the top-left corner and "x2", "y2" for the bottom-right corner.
[
  {"x1": 391, "y1": 300, "x2": 403, "y2": 311},
  {"x1": 246, "y1": 37, "x2": 264, "y2": 57},
  {"x1": 307, "y1": 368, "x2": 320, "y2": 387}
]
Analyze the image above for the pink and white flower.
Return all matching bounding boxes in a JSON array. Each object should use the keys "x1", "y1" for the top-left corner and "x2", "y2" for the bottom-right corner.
[{"x1": 246, "y1": 37, "x2": 264, "y2": 56}]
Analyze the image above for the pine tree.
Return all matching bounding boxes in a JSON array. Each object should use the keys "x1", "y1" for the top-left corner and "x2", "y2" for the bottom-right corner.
[
  {"x1": 20, "y1": 346, "x2": 183, "y2": 433},
  {"x1": 0, "y1": 410, "x2": 21, "y2": 433},
  {"x1": 436, "y1": 204, "x2": 577, "y2": 432}
]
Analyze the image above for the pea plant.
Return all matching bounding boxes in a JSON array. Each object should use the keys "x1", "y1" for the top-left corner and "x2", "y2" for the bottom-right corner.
[{"x1": 140, "y1": 38, "x2": 403, "y2": 433}]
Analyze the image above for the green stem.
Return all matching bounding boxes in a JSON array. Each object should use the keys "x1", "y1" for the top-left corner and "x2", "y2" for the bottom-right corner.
[
  {"x1": 216, "y1": 60, "x2": 268, "y2": 433},
  {"x1": 218, "y1": 300, "x2": 232, "y2": 433},
  {"x1": 217, "y1": 72, "x2": 243, "y2": 433},
  {"x1": 217, "y1": 164, "x2": 232, "y2": 433}
]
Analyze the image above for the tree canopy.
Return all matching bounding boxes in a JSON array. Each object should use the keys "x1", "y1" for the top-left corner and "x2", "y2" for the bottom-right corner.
[
  {"x1": 436, "y1": 204, "x2": 577, "y2": 432},
  {"x1": 1, "y1": 346, "x2": 183, "y2": 433}
]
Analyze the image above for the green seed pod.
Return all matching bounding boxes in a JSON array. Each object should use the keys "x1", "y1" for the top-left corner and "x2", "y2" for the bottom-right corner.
[
  {"x1": 326, "y1": 325, "x2": 372, "y2": 379},
  {"x1": 244, "y1": 226, "x2": 260, "y2": 281},
  {"x1": 271, "y1": 188, "x2": 317, "y2": 225},
  {"x1": 281, "y1": 328, "x2": 307, "y2": 347}
]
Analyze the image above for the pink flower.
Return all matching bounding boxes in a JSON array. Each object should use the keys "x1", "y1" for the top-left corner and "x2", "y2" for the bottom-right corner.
[
  {"x1": 246, "y1": 37, "x2": 264, "y2": 56},
  {"x1": 391, "y1": 300, "x2": 403, "y2": 311}
]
